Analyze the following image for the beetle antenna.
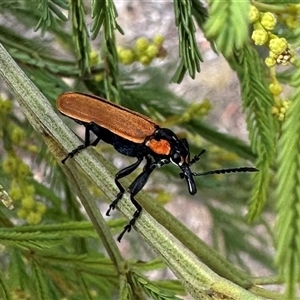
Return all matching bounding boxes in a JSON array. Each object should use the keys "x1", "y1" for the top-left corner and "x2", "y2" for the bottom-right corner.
[
  {"x1": 189, "y1": 149, "x2": 206, "y2": 166},
  {"x1": 192, "y1": 167, "x2": 258, "y2": 177}
]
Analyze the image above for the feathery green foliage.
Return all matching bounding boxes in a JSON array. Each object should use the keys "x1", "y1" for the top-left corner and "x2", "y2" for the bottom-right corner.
[
  {"x1": 229, "y1": 46, "x2": 276, "y2": 221},
  {"x1": 172, "y1": 0, "x2": 205, "y2": 82},
  {"x1": 204, "y1": 0, "x2": 250, "y2": 57},
  {"x1": 275, "y1": 62, "x2": 300, "y2": 299},
  {"x1": 35, "y1": 0, "x2": 68, "y2": 35},
  {"x1": 0, "y1": 0, "x2": 299, "y2": 299},
  {"x1": 91, "y1": 0, "x2": 123, "y2": 102},
  {"x1": 70, "y1": 0, "x2": 91, "y2": 74}
]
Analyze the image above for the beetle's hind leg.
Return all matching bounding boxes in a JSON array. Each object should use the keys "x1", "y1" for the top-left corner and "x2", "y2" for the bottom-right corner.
[{"x1": 62, "y1": 124, "x2": 101, "y2": 163}]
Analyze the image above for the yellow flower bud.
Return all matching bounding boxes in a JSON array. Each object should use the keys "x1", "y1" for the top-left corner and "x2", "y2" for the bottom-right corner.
[
  {"x1": 118, "y1": 49, "x2": 135, "y2": 65},
  {"x1": 17, "y1": 162, "x2": 30, "y2": 178},
  {"x1": 24, "y1": 185, "x2": 35, "y2": 196},
  {"x1": 2, "y1": 155, "x2": 18, "y2": 174},
  {"x1": 280, "y1": 107, "x2": 286, "y2": 114},
  {"x1": 269, "y1": 51, "x2": 278, "y2": 59},
  {"x1": 282, "y1": 101, "x2": 289, "y2": 109},
  {"x1": 0, "y1": 99, "x2": 13, "y2": 115},
  {"x1": 139, "y1": 55, "x2": 152, "y2": 66},
  {"x1": 94, "y1": 73, "x2": 104, "y2": 82},
  {"x1": 17, "y1": 208, "x2": 28, "y2": 219},
  {"x1": 146, "y1": 45, "x2": 159, "y2": 59},
  {"x1": 89, "y1": 50, "x2": 99, "y2": 66},
  {"x1": 27, "y1": 145, "x2": 39, "y2": 154},
  {"x1": 251, "y1": 29, "x2": 268, "y2": 45},
  {"x1": 261, "y1": 12, "x2": 277, "y2": 30},
  {"x1": 265, "y1": 57, "x2": 276, "y2": 67},
  {"x1": 26, "y1": 211, "x2": 42, "y2": 225},
  {"x1": 271, "y1": 106, "x2": 279, "y2": 115},
  {"x1": 11, "y1": 127, "x2": 25, "y2": 145},
  {"x1": 269, "y1": 37, "x2": 287, "y2": 55},
  {"x1": 153, "y1": 35, "x2": 164, "y2": 46},
  {"x1": 249, "y1": 6, "x2": 260, "y2": 23},
  {"x1": 21, "y1": 196, "x2": 35, "y2": 210},
  {"x1": 9, "y1": 186, "x2": 22, "y2": 201},
  {"x1": 269, "y1": 82, "x2": 283, "y2": 95},
  {"x1": 278, "y1": 113, "x2": 285, "y2": 122},
  {"x1": 135, "y1": 37, "x2": 149, "y2": 52},
  {"x1": 285, "y1": 15, "x2": 299, "y2": 29}
]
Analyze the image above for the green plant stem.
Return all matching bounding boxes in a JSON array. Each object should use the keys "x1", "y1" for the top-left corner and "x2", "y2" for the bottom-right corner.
[
  {"x1": 136, "y1": 190, "x2": 252, "y2": 287},
  {"x1": 249, "y1": 286, "x2": 283, "y2": 300},
  {"x1": 251, "y1": 1, "x2": 296, "y2": 14},
  {"x1": 54, "y1": 150, "x2": 124, "y2": 272},
  {"x1": 252, "y1": 275, "x2": 282, "y2": 285}
]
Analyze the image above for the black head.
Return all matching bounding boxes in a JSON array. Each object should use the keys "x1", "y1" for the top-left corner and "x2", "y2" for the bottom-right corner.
[
  {"x1": 149, "y1": 128, "x2": 258, "y2": 196},
  {"x1": 151, "y1": 128, "x2": 197, "y2": 195},
  {"x1": 169, "y1": 137, "x2": 197, "y2": 195}
]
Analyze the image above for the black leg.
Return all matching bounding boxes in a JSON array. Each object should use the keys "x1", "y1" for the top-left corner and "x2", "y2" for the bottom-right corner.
[
  {"x1": 62, "y1": 124, "x2": 101, "y2": 163},
  {"x1": 62, "y1": 144, "x2": 87, "y2": 163},
  {"x1": 106, "y1": 157, "x2": 144, "y2": 216},
  {"x1": 117, "y1": 161, "x2": 158, "y2": 242}
]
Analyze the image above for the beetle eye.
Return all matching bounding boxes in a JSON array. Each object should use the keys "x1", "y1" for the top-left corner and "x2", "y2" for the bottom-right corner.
[{"x1": 172, "y1": 152, "x2": 181, "y2": 164}]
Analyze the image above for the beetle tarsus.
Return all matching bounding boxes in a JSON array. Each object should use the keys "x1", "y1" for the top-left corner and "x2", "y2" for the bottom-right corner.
[
  {"x1": 117, "y1": 224, "x2": 131, "y2": 242},
  {"x1": 62, "y1": 144, "x2": 86, "y2": 164},
  {"x1": 106, "y1": 192, "x2": 124, "y2": 216},
  {"x1": 117, "y1": 209, "x2": 141, "y2": 242},
  {"x1": 106, "y1": 204, "x2": 115, "y2": 216}
]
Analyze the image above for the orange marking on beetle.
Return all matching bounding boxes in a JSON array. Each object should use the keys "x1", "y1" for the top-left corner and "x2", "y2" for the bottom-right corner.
[{"x1": 146, "y1": 139, "x2": 171, "y2": 155}]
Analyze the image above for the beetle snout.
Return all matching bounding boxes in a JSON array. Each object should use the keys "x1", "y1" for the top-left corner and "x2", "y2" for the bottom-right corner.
[{"x1": 180, "y1": 164, "x2": 197, "y2": 195}]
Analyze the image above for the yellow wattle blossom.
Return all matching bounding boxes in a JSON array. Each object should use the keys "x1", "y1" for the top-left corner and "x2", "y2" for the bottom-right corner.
[
  {"x1": 260, "y1": 12, "x2": 277, "y2": 30},
  {"x1": 269, "y1": 37, "x2": 288, "y2": 55},
  {"x1": 251, "y1": 29, "x2": 268, "y2": 45}
]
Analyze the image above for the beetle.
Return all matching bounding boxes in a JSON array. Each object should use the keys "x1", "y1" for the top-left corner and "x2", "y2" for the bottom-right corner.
[{"x1": 57, "y1": 92, "x2": 258, "y2": 241}]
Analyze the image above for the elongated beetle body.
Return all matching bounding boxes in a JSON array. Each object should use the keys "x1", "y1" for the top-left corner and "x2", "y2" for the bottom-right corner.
[{"x1": 57, "y1": 92, "x2": 258, "y2": 241}]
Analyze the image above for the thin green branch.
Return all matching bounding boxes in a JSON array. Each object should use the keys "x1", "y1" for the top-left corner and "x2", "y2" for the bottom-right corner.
[
  {"x1": 252, "y1": 1, "x2": 298, "y2": 14},
  {"x1": 59, "y1": 158, "x2": 125, "y2": 272},
  {"x1": 249, "y1": 286, "x2": 283, "y2": 300},
  {"x1": 252, "y1": 275, "x2": 282, "y2": 285}
]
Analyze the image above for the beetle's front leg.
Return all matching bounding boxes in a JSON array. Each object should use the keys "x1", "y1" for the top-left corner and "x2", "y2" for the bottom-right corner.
[
  {"x1": 106, "y1": 157, "x2": 144, "y2": 216},
  {"x1": 117, "y1": 158, "x2": 168, "y2": 242}
]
